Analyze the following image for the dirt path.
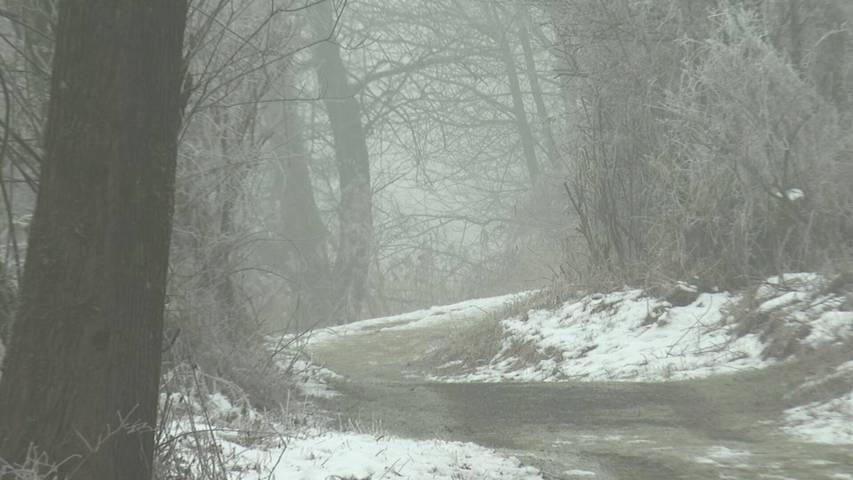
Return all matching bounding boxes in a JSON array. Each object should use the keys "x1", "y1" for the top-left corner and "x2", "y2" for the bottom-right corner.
[{"x1": 309, "y1": 321, "x2": 853, "y2": 479}]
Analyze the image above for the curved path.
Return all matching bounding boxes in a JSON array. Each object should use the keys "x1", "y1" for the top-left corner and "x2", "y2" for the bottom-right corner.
[{"x1": 309, "y1": 320, "x2": 853, "y2": 479}]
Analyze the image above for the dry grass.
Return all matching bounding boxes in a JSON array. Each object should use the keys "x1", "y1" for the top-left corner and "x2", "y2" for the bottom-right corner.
[
  {"x1": 416, "y1": 287, "x2": 572, "y2": 376},
  {"x1": 724, "y1": 285, "x2": 811, "y2": 360},
  {"x1": 783, "y1": 339, "x2": 853, "y2": 407},
  {"x1": 724, "y1": 272, "x2": 853, "y2": 361},
  {"x1": 423, "y1": 316, "x2": 505, "y2": 374}
]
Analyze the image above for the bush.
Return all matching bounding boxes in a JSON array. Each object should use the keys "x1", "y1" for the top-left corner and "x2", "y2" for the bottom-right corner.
[{"x1": 564, "y1": 5, "x2": 853, "y2": 288}]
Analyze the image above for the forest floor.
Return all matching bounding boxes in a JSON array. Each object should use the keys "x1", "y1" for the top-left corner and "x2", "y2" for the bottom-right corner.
[{"x1": 302, "y1": 280, "x2": 853, "y2": 479}]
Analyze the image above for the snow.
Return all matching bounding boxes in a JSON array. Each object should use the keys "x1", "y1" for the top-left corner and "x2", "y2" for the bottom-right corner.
[
  {"x1": 771, "y1": 187, "x2": 805, "y2": 201},
  {"x1": 253, "y1": 275, "x2": 853, "y2": 479},
  {"x1": 806, "y1": 311, "x2": 853, "y2": 347},
  {"x1": 564, "y1": 469, "x2": 597, "y2": 477},
  {"x1": 284, "y1": 355, "x2": 341, "y2": 399},
  {"x1": 307, "y1": 291, "x2": 534, "y2": 345},
  {"x1": 693, "y1": 445, "x2": 753, "y2": 465},
  {"x1": 783, "y1": 389, "x2": 853, "y2": 445},
  {"x1": 786, "y1": 188, "x2": 804, "y2": 201},
  {"x1": 206, "y1": 392, "x2": 241, "y2": 416},
  {"x1": 260, "y1": 432, "x2": 542, "y2": 480},
  {"x1": 268, "y1": 336, "x2": 341, "y2": 399},
  {"x1": 410, "y1": 273, "x2": 853, "y2": 383},
  {"x1": 758, "y1": 272, "x2": 823, "y2": 296},
  {"x1": 757, "y1": 290, "x2": 808, "y2": 313},
  {"x1": 164, "y1": 393, "x2": 542, "y2": 480},
  {"x1": 754, "y1": 273, "x2": 853, "y2": 348},
  {"x1": 434, "y1": 290, "x2": 769, "y2": 382}
]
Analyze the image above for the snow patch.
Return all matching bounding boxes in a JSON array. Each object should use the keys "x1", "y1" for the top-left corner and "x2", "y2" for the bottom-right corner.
[
  {"x1": 753, "y1": 273, "x2": 853, "y2": 348},
  {"x1": 307, "y1": 291, "x2": 534, "y2": 345},
  {"x1": 268, "y1": 336, "x2": 341, "y2": 399},
  {"x1": 162, "y1": 389, "x2": 543, "y2": 480},
  {"x1": 166, "y1": 423, "x2": 543, "y2": 480},
  {"x1": 564, "y1": 469, "x2": 597, "y2": 477},
  {"x1": 264, "y1": 432, "x2": 542, "y2": 480},
  {"x1": 783, "y1": 389, "x2": 853, "y2": 445},
  {"x1": 435, "y1": 290, "x2": 768, "y2": 382},
  {"x1": 419, "y1": 274, "x2": 853, "y2": 383},
  {"x1": 693, "y1": 445, "x2": 752, "y2": 466}
]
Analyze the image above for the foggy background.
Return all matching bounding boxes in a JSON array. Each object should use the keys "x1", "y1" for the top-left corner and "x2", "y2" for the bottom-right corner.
[{"x1": 2, "y1": 0, "x2": 852, "y2": 351}]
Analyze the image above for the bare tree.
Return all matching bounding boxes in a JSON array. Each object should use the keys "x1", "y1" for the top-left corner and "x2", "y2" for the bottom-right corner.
[
  {"x1": 311, "y1": 0, "x2": 373, "y2": 322},
  {"x1": 0, "y1": 2, "x2": 187, "y2": 479}
]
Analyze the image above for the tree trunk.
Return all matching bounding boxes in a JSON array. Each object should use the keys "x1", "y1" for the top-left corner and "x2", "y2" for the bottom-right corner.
[
  {"x1": 212, "y1": 108, "x2": 242, "y2": 338},
  {"x1": 0, "y1": 2, "x2": 186, "y2": 479},
  {"x1": 312, "y1": 2, "x2": 373, "y2": 322},
  {"x1": 517, "y1": 4, "x2": 561, "y2": 170},
  {"x1": 278, "y1": 99, "x2": 333, "y2": 327},
  {"x1": 489, "y1": 4, "x2": 541, "y2": 184}
]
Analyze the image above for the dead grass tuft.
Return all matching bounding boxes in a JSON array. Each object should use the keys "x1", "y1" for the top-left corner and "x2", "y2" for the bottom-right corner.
[
  {"x1": 426, "y1": 316, "x2": 505, "y2": 373},
  {"x1": 417, "y1": 287, "x2": 572, "y2": 375}
]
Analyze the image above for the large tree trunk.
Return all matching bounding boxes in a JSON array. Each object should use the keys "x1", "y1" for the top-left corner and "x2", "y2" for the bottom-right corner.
[
  {"x1": 517, "y1": 4, "x2": 561, "y2": 170},
  {"x1": 0, "y1": 1, "x2": 186, "y2": 479},
  {"x1": 489, "y1": 4, "x2": 541, "y2": 184},
  {"x1": 312, "y1": 2, "x2": 373, "y2": 322},
  {"x1": 277, "y1": 99, "x2": 333, "y2": 327}
]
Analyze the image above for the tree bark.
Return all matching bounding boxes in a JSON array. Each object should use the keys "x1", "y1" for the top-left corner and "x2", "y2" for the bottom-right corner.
[
  {"x1": 312, "y1": 2, "x2": 373, "y2": 322},
  {"x1": 517, "y1": 4, "x2": 561, "y2": 170},
  {"x1": 0, "y1": 1, "x2": 186, "y2": 479},
  {"x1": 489, "y1": 4, "x2": 541, "y2": 184},
  {"x1": 278, "y1": 98, "x2": 333, "y2": 326}
]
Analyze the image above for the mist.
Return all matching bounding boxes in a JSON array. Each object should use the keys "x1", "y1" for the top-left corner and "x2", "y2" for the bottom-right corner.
[{"x1": 0, "y1": 1, "x2": 852, "y2": 478}]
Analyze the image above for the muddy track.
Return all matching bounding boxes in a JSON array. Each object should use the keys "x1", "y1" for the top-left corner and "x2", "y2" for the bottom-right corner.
[{"x1": 310, "y1": 323, "x2": 853, "y2": 479}]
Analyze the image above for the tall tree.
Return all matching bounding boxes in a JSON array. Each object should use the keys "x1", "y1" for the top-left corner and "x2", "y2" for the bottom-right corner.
[
  {"x1": 277, "y1": 94, "x2": 333, "y2": 326},
  {"x1": 0, "y1": 2, "x2": 187, "y2": 479},
  {"x1": 311, "y1": 1, "x2": 373, "y2": 322},
  {"x1": 487, "y1": 3, "x2": 541, "y2": 184}
]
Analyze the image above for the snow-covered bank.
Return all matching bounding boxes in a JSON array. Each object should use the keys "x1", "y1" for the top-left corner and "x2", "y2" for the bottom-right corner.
[
  {"x1": 233, "y1": 431, "x2": 541, "y2": 480},
  {"x1": 288, "y1": 273, "x2": 851, "y2": 385},
  {"x1": 162, "y1": 393, "x2": 543, "y2": 480},
  {"x1": 782, "y1": 360, "x2": 853, "y2": 445},
  {"x1": 268, "y1": 335, "x2": 342, "y2": 399},
  {"x1": 751, "y1": 273, "x2": 853, "y2": 352},
  {"x1": 272, "y1": 291, "x2": 534, "y2": 397},
  {"x1": 435, "y1": 289, "x2": 767, "y2": 382},
  {"x1": 307, "y1": 291, "x2": 534, "y2": 343},
  {"x1": 430, "y1": 274, "x2": 853, "y2": 382},
  {"x1": 783, "y1": 389, "x2": 853, "y2": 445}
]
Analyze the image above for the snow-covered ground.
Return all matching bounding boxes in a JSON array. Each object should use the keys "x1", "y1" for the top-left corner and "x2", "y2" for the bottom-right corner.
[
  {"x1": 428, "y1": 274, "x2": 853, "y2": 382},
  {"x1": 783, "y1": 360, "x2": 853, "y2": 445},
  {"x1": 755, "y1": 273, "x2": 853, "y2": 348},
  {"x1": 284, "y1": 273, "x2": 852, "y2": 385},
  {"x1": 273, "y1": 291, "x2": 533, "y2": 398},
  {"x1": 435, "y1": 289, "x2": 767, "y2": 382},
  {"x1": 265, "y1": 273, "x2": 853, "y2": 464},
  {"x1": 206, "y1": 431, "x2": 541, "y2": 480},
  {"x1": 161, "y1": 393, "x2": 542, "y2": 480},
  {"x1": 783, "y1": 389, "x2": 853, "y2": 445},
  {"x1": 268, "y1": 335, "x2": 342, "y2": 399},
  {"x1": 304, "y1": 291, "x2": 533, "y2": 344},
  {"x1": 692, "y1": 445, "x2": 753, "y2": 467}
]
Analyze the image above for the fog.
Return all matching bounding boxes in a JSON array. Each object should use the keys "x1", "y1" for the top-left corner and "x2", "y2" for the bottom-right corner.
[{"x1": 0, "y1": 1, "x2": 852, "y2": 478}]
